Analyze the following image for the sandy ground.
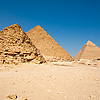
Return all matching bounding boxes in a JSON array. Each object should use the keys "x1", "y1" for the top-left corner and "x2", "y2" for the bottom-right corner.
[{"x1": 0, "y1": 62, "x2": 100, "y2": 100}]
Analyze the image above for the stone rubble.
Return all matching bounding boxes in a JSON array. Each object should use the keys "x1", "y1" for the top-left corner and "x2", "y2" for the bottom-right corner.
[{"x1": 0, "y1": 24, "x2": 46, "y2": 64}]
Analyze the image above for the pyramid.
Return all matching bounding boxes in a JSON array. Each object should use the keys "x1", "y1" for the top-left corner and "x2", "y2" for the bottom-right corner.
[
  {"x1": 0, "y1": 24, "x2": 46, "y2": 64},
  {"x1": 26, "y1": 25, "x2": 73, "y2": 61},
  {"x1": 74, "y1": 40, "x2": 100, "y2": 60}
]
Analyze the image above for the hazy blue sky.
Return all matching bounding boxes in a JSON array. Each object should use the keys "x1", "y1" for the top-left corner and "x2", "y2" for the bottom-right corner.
[{"x1": 0, "y1": 0, "x2": 100, "y2": 57}]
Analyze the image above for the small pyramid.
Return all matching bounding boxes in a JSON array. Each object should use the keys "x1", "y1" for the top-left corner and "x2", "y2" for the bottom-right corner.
[
  {"x1": 0, "y1": 24, "x2": 46, "y2": 64},
  {"x1": 74, "y1": 40, "x2": 100, "y2": 60},
  {"x1": 26, "y1": 25, "x2": 73, "y2": 61}
]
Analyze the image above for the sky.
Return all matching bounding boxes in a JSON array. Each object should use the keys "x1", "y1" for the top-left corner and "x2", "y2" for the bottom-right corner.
[{"x1": 0, "y1": 0, "x2": 100, "y2": 57}]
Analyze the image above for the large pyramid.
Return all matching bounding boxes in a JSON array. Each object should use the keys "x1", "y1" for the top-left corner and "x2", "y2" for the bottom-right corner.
[
  {"x1": 0, "y1": 24, "x2": 46, "y2": 64},
  {"x1": 74, "y1": 40, "x2": 100, "y2": 60},
  {"x1": 26, "y1": 25, "x2": 73, "y2": 61}
]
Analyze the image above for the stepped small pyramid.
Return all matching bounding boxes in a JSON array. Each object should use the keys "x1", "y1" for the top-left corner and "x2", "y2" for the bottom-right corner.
[
  {"x1": 74, "y1": 40, "x2": 100, "y2": 60},
  {"x1": 0, "y1": 24, "x2": 46, "y2": 64},
  {"x1": 26, "y1": 25, "x2": 73, "y2": 61}
]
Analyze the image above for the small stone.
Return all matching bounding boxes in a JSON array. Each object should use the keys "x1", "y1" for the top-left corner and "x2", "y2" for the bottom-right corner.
[
  {"x1": 80, "y1": 78, "x2": 82, "y2": 80},
  {"x1": 89, "y1": 95, "x2": 95, "y2": 98},
  {"x1": 22, "y1": 91, "x2": 25, "y2": 93},
  {"x1": 13, "y1": 83, "x2": 15, "y2": 85},
  {"x1": 24, "y1": 99, "x2": 27, "y2": 100},
  {"x1": 15, "y1": 70, "x2": 18, "y2": 72},
  {"x1": 57, "y1": 91, "x2": 63, "y2": 94},
  {"x1": 6, "y1": 94, "x2": 17, "y2": 99},
  {"x1": 94, "y1": 78, "x2": 99, "y2": 81}
]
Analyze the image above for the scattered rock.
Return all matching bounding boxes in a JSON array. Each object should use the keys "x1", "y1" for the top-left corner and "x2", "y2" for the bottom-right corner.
[
  {"x1": 24, "y1": 99, "x2": 27, "y2": 100},
  {"x1": 94, "y1": 78, "x2": 99, "y2": 81},
  {"x1": 15, "y1": 70, "x2": 18, "y2": 72},
  {"x1": 6, "y1": 94, "x2": 17, "y2": 99},
  {"x1": 89, "y1": 95, "x2": 95, "y2": 98},
  {"x1": 57, "y1": 91, "x2": 63, "y2": 94}
]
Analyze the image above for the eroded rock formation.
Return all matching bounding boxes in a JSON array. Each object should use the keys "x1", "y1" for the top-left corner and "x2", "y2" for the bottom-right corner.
[{"x1": 0, "y1": 24, "x2": 46, "y2": 64}]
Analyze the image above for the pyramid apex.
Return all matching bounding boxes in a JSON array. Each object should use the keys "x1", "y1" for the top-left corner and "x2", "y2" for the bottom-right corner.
[
  {"x1": 34, "y1": 25, "x2": 42, "y2": 29},
  {"x1": 31, "y1": 25, "x2": 43, "y2": 30},
  {"x1": 85, "y1": 40, "x2": 96, "y2": 46},
  {"x1": 9, "y1": 23, "x2": 21, "y2": 28},
  {"x1": 36, "y1": 25, "x2": 41, "y2": 27},
  {"x1": 1, "y1": 24, "x2": 21, "y2": 32},
  {"x1": 26, "y1": 25, "x2": 45, "y2": 34}
]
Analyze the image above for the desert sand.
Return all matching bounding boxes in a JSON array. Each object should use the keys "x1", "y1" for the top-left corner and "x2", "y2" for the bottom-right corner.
[{"x1": 0, "y1": 62, "x2": 100, "y2": 100}]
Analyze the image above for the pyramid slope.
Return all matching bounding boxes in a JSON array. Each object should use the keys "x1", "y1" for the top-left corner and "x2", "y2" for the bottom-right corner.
[
  {"x1": 26, "y1": 25, "x2": 73, "y2": 61},
  {"x1": 74, "y1": 40, "x2": 100, "y2": 60},
  {"x1": 0, "y1": 24, "x2": 46, "y2": 64}
]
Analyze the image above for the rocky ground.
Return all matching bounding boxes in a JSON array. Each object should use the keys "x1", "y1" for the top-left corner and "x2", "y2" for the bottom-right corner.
[{"x1": 0, "y1": 62, "x2": 100, "y2": 100}]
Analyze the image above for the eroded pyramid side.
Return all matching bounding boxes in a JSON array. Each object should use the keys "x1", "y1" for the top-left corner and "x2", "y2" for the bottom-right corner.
[
  {"x1": 0, "y1": 24, "x2": 46, "y2": 64},
  {"x1": 26, "y1": 25, "x2": 73, "y2": 61},
  {"x1": 74, "y1": 40, "x2": 100, "y2": 60}
]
